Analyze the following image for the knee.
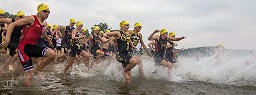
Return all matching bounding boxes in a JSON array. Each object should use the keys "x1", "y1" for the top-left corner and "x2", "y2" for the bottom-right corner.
[
  {"x1": 129, "y1": 58, "x2": 139, "y2": 65},
  {"x1": 136, "y1": 57, "x2": 142, "y2": 64},
  {"x1": 124, "y1": 71, "x2": 131, "y2": 80},
  {"x1": 167, "y1": 62, "x2": 172, "y2": 68},
  {"x1": 46, "y1": 49, "x2": 56, "y2": 58}
]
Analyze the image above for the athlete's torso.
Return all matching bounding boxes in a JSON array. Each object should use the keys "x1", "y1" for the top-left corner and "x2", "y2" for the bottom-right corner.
[
  {"x1": 20, "y1": 15, "x2": 45, "y2": 45},
  {"x1": 117, "y1": 31, "x2": 130, "y2": 54}
]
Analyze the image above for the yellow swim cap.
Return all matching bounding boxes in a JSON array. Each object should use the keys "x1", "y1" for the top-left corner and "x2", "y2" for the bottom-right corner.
[
  {"x1": 16, "y1": 11, "x2": 25, "y2": 17},
  {"x1": 99, "y1": 31, "x2": 104, "y2": 34},
  {"x1": 37, "y1": 3, "x2": 50, "y2": 13},
  {"x1": 134, "y1": 22, "x2": 142, "y2": 27},
  {"x1": 105, "y1": 29, "x2": 110, "y2": 33},
  {"x1": 52, "y1": 24, "x2": 58, "y2": 29},
  {"x1": 47, "y1": 23, "x2": 51, "y2": 27},
  {"x1": 169, "y1": 31, "x2": 175, "y2": 37},
  {"x1": 160, "y1": 28, "x2": 168, "y2": 35},
  {"x1": 96, "y1": 50, "x2": 101, "y2": 55},
  {"x1": 76, "y1": 21, "x2": 83, "y2": 27},
  {"x1": 82, "y1": 28, "x2": 87, "y2": 33},
  {"x1": 218, "y1": 44, "x2": 224, "y2": 48},
  {"x1": 70, "y1": 18, "x2": 76, "y2": 24},
  {"x1": 120, "y1": 20, "x2": 129, "y2": 27},
  {"x1": 0, "y1": 9, "x2": 4, "y2": 15},
  {"x1": 93, "y1": 26, "x2": 100, "y2": 31}
]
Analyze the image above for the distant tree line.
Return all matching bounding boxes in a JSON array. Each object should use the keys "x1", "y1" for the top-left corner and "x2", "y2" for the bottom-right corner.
[{"x1": 3, "y1": 12, "x2": 16, "y2": 19}]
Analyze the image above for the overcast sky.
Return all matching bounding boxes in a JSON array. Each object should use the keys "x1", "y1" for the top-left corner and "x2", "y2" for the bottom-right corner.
[{"x1": 1, "y1": 0, "x2": 255, "y2": 50}]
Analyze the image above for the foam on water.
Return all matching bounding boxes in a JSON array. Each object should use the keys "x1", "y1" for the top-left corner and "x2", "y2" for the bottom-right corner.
[
  {"x1": 45, "y1": 49, "x2": 256, "y2": 86},
  {"x1": 70, "y1": 49, "x2": 256, "y2": 86},
  {"x1": 171, "y1": 49, "x2": 256, "y2": 86}
]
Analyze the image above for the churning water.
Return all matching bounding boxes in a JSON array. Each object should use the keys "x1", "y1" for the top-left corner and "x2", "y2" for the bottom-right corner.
[{"x1": 0, "y1": 48, "x2": 256, "y2": 95}]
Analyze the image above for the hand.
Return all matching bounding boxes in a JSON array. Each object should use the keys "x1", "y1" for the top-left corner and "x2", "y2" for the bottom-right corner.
[
  {"x1": 133, "y1": 46, "x2": 137, "y2": 49},
  {"x1": 154, "y1": 29, "x2": 160, "y2": 33},
  {"x1": 103, "y1": 33, "x2": 107, "y2": 37},
  {"x1": 0, "y1": 40, "x2": 10, "y2": 49},
  {"x1": 81, "y1": 35, "x2": 86, "y2": 38},
  {"x1": 149, "y1": 53, "x2": 153, "y2": 58},
  {"x1": 48, "y1": 41, "x2": 53, "y2": 47}
]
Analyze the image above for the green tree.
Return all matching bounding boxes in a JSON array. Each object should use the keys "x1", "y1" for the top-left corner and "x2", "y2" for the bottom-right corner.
[
  {"x1": 85, "y1": 29, "x2": 90, "y2": 37},
  {"x1": 4, "y1": 12, "x2": 15, "y2": 19},
  {"x1": 91, "y1": 23, "x2": 112, "y2": 33}
]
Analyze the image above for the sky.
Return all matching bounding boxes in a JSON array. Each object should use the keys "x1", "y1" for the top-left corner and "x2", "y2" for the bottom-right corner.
[{"x1": 1, "y1": 0, "x2": 256, "y2": 50}]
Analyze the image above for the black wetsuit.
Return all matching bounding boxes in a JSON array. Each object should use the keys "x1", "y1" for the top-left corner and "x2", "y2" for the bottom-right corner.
[
  {"x1": 165, "y1": 41, "x2": 176, "y2": 63},
  {"x1": 7, "y1": 19, "x2": 23, "y2": 56},
  {"x1": 90, "y1": 33, "x2": 101, "y2": 57},
  {"x1": 69, "y1": 32, "x2": 82, "y2": 57},
  {"x1": 154, "y1": 36, "x2": 167, "y2": 64},
  {"x1": 0, "y1": 22, "x2": 4, "y2": 43},
  {"x1": 130, "y1": 31, "x2": 141, "y2": 56},
  {"x1": 63, "y1": 26, "x2": 74, "y2": 48},
  {"x1": 116, "y1": 31, "x2": 131, "y2": 68}
]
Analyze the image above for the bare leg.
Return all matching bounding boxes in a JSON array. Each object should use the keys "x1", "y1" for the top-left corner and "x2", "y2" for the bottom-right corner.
[
  {"x1": 123, "y1": 58, "x2": 138, "y2": 84},
  {"x1": 94, "y1": 51, "x2": 104, "y2": 64},
  {"x1": 1, "y1": 55, "x2": 12, "y2": 71},
  {"x1": 9, "y1": 53, "x2": 19, "y2": 72},
  {"x1": 80, "y1": 50, "x2": 90, "y2": 70},
  {"x1": 64, "y1": 57, "x2": 75, "y2": 73},
  {"x1": 54, "y1": 48, "x2": 58, "y2": 64},
  {"x1": 24, "y1": 70, "x2": 34, "y2": 87},
  {"x1": 134, "y1": 57, "x2": 144, "y2": 77},
  {"x1": 161, "y1": 60, "x2": 172, "y2": 79},
  {"x1": 37, "y1": 57, "x2": 43, "y2": 66},
  {"x1": 36, "y1": 48, "x2": 55, "y2": 79}
]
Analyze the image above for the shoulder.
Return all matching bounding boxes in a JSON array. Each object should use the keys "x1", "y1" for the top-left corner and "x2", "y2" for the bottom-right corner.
[
  {"x1": 138, "y1": 32, "x2": 142, "y2": 36},
  {"x1": 23, "y1": 16, "x2": 35, "y2": 23}
]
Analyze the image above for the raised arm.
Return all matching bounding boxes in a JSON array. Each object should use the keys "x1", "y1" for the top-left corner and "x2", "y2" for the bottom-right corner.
[
  {"x1": 167, "y1": 36, "x2": 186, "y2": 41},
  {"x1": 148, "y1": 41, "x2": 155, "y2": 50},
  {"x1": 139, "y1": 34, "x2": 152, "y2": 57},
  {"x1": 148, "y1": 29, "x2": 160, "y2": 41},
  {"x1": 104, "y1": 31, "x2": 121, "y2": 39}
]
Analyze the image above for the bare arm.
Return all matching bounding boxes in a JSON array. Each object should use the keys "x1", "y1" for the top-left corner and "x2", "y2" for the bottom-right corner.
[
  {"x1": 2, "y1": 22, "x2": 8, "y2": 31},
  {"x1": 1, "y1": 16, "x2": 34, "y2": 48},
  {"x1": 86, "y1": 34, "x2": 93, "y2": 42},
  {"x1": 0, "y1": 18, "x2": 12, "y2": 24},
  {"x1": 105, "y1": 31, "x2": 121, "y2": 39},
  {"x1": 71, "y1": 29, "x2": 80, "y2": 39},
  {"x1": 58, "y1": 25, "x2": 66, "y2": 30},
  {"x1": 148, "y1": 30, "x2": 159, "y2": 40},
  {"x1": 174, "y1": 48, "x2": 184, "y2": 53},
  {"x1": 5, "y1": 16, "x2": 34, "y2": 42},
  {"x1": 148, "y1": 41, "x2": 155, "y2": 50},
  {"x1": 168, "y1": 36, "x2": 186, "y2": 41},
  {"x1": 57, "y1": 29, "x2": 62, "y2": 38},
  {"x1": 42, "y1": 31, "x2": 52, "y2": 46},
  {"x1": 139, "y1": 34, "x2": 152, "y2": 56}
]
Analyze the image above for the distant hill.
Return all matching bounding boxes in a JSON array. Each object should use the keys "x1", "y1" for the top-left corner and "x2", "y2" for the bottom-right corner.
[{"x1": 179, "y1": 46, "x2": 254, "y2": 57}]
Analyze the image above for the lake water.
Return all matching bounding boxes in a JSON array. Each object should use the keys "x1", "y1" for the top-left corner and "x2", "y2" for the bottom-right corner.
[{"x1": 0, "y1": 49, "x2": 256, "y2": 95}]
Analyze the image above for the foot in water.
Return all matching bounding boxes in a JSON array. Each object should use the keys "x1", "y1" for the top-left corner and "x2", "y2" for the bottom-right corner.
[
  {"x1": 8, "y1": 64, "x2": 14, "y2": 72},
  {"x1": 151, "y1": 69, "x2": 157, "y2": 74},
  {"x1": 36, "y1": 70, "x2": 46, "y2": 80}
]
